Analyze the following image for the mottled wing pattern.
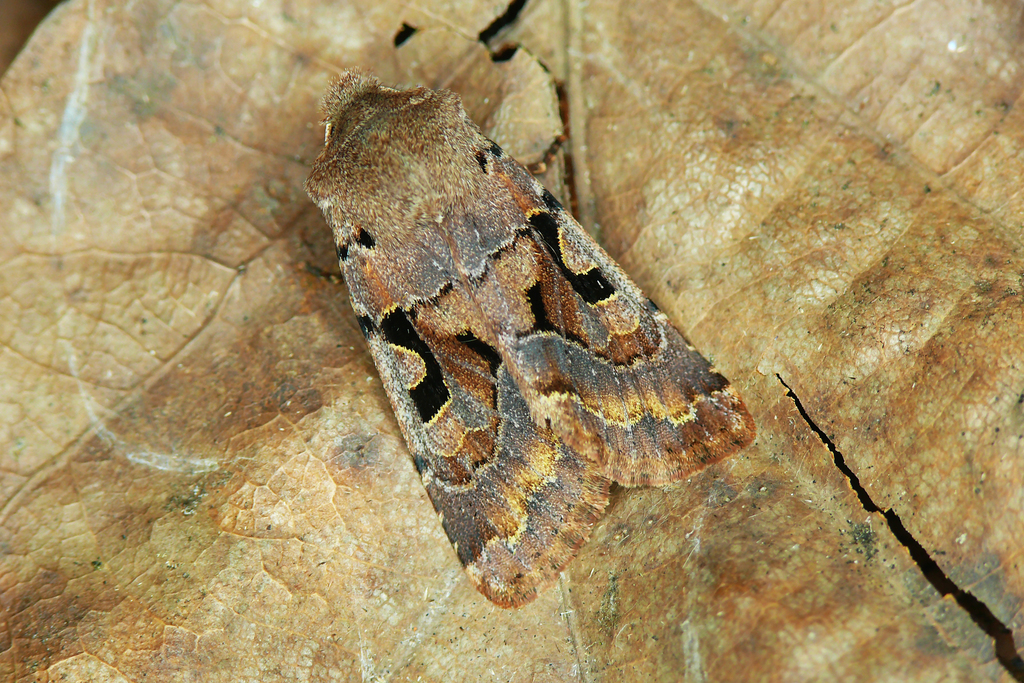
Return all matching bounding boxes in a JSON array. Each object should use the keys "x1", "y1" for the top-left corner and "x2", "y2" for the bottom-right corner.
[
  {"x1": 305, "y1": 71, "x2": 754, "y2": 608},
  {"x1": 458, "y1": 144, "x2": 756, "y2": 487},
  {"x1": 340, "y1": 239, "x2": 609, "y2": 607}
]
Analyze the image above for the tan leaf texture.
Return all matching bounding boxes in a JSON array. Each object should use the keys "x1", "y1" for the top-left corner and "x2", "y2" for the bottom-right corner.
[{"x1": 2, "y1": 0, "x2": 1023, "y2": 681}]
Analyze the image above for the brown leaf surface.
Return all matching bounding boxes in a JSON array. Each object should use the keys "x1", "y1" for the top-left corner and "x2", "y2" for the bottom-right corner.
[{"x1": 2, "y1": 0, "x2": 1022, "y2": 681}]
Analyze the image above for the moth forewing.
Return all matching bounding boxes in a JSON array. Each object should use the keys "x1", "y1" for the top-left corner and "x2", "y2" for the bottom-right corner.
[{"x1": 305, "y1": 70, "x2": 755, "y2": 608}]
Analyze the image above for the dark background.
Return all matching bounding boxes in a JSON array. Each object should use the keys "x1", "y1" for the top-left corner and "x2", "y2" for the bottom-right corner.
[{"x1": 1, "y1": 0, "x2": 62, "y2": 74}]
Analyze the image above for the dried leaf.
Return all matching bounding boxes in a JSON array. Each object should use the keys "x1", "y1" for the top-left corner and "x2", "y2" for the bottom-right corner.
[{"x1": 2, "y1": 0, "x2": 1022, "y2": 681}]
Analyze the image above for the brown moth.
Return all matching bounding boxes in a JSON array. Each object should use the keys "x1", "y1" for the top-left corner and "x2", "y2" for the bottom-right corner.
[{"x1": 305, "y1": 71, "x2": 755, "y2": 608}]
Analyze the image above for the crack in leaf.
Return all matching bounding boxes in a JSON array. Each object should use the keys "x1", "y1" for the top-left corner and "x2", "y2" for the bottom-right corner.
[{"x1": 777, "y1": 373, "x2": 1024, "y2": 680}]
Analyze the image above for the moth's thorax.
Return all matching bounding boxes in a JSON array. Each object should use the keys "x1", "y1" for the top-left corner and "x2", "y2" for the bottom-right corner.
[{"x1": 306, "y1": 74, "x2": 488, "y2": 251}]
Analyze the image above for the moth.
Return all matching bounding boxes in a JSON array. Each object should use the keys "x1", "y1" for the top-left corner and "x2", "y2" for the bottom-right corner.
[{"x1": 305, "y1": 71, "x2": 755, "y2": 608}]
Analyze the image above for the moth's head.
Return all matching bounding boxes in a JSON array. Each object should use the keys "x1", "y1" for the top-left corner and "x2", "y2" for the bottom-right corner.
[
  {"x1": 304, "y1": 70, "x2": 487, "y2": 245},
  {"x1": 305, "y1": 70, "x2": 393, "y2": 213},
  {"x1": 317, "y1": 71, "x2": 387, "y2": 148}
]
